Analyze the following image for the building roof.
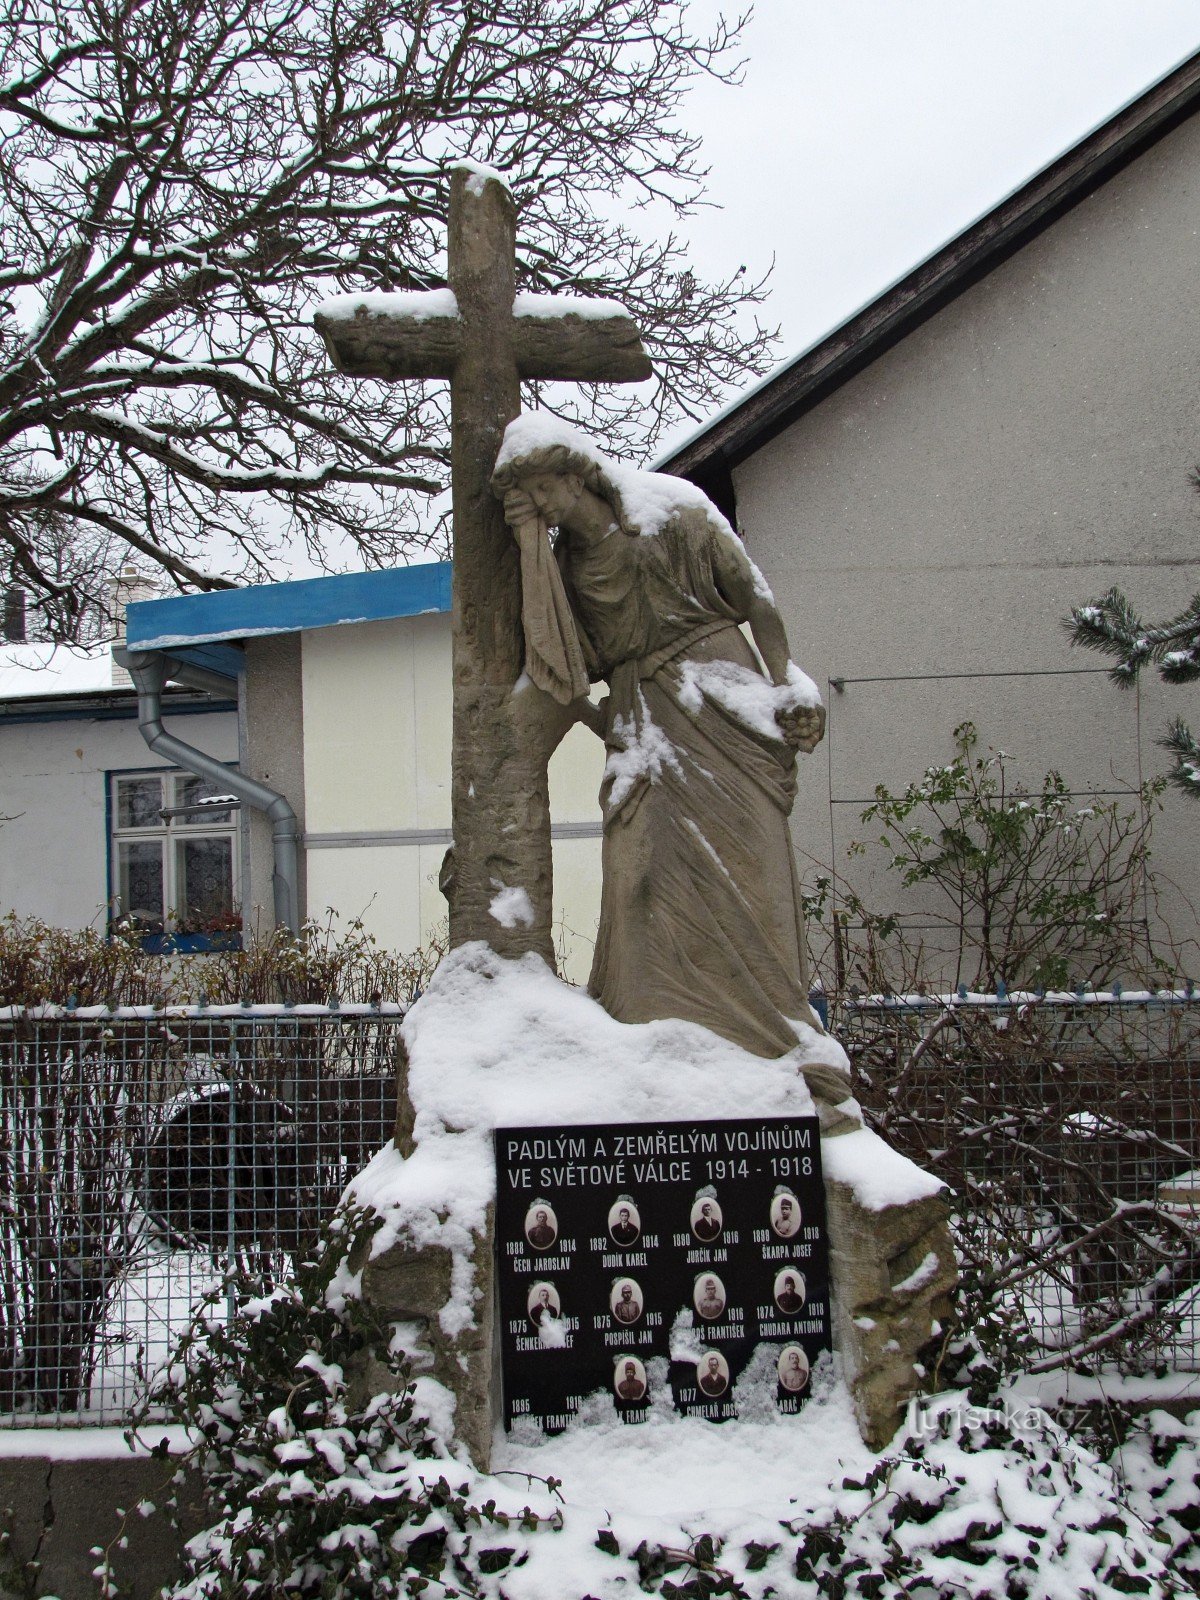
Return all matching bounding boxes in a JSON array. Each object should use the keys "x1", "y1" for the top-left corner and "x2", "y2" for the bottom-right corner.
[
  {"x1": 0, "y1": 640, "x2": 235, "y2": 723},
  {"x1": 657, "y1": 47, "x2": 1200, "y2": 519},
  {"x1": 126, "y1": 561, "x2": 452, "y2": 654},
  {"x1": 0, "y1": 642, "x2": 116, "y2": 699}
]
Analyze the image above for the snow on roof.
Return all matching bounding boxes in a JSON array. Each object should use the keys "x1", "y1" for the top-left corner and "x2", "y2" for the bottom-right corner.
[{"x1": 0, "y1": 641, "x2": 115, "y2": 699}]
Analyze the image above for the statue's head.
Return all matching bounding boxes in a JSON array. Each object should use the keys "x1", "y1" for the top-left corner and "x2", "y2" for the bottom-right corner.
[{"x1": 491, "y1": 439, "x2": 636, "y2": 535}]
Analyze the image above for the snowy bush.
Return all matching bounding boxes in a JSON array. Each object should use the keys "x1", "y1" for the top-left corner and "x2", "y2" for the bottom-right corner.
[
  {"x1": 805, "y1": 722, "x2": 1172, "y2": 999},
  {"x1": 116, "y1": 1206, "x2": 562, "y2": 1599}
]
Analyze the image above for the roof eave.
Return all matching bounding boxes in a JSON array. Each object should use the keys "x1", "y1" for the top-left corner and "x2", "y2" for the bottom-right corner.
[{"x1": 660, "y1": 46, "x2": 1200, "y2": 482}]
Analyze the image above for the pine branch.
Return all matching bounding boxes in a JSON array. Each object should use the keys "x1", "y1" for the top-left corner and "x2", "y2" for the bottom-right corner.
[{"x1": 1159, "y1": 716, "x2": 1200, "y2": 800}]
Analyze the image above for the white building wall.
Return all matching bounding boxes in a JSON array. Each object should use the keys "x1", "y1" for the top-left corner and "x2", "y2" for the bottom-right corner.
[
  {"x1": 0, "y1": 709, "x2": 237, "y2": 930},
  {"x1": 300, "y1": 612, "x2": 606, "y2": 982}
]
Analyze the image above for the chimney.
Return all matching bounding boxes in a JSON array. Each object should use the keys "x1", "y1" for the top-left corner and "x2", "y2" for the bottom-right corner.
[
  {"x1": 110, "y1": 566, "x2": 160, "y2": 688},
  {"x1": 3, "y1": 588, "x2": 26, "y2": 644}
]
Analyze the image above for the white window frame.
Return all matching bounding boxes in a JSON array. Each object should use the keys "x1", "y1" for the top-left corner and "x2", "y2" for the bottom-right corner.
[{"x1": 108, "y1": 768, "x2": 242, "y2": 937}]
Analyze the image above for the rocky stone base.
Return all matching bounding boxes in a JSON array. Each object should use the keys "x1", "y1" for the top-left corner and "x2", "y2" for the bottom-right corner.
[
  {"x1": 824, "y1": 1179, "x2": 958, "y2": 1450},
  {"x1": 353, "y1": 1224, "x2": 496, "y2": 1470}
]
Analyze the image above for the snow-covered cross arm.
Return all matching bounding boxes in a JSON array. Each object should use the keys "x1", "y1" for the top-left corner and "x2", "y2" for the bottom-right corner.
[
  {"x1": 310, "y1": 164, "x2": 652, "y2": 967},
  {"x1": 313, "y1": 286, "x2": 651, "y2": 385}
]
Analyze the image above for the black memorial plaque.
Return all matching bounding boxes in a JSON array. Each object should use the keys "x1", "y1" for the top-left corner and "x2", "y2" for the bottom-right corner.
[{"x1": 494, "y1": 1117, "x2": 830, "y2": 1431}]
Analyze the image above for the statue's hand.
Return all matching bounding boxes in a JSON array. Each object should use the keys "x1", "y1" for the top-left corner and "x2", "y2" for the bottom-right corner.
[
  {"x1": 574, "y1": 694, "x2": 608, "y2": 737},
  {"x1": 778, "y1": 702, "x2": 826, "y2": 754},
  {"x1": 502, "y1": 486, "x2": 538, "y2": 533}
]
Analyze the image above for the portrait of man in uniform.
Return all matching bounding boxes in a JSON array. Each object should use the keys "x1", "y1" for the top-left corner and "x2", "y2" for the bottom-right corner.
[
  {"x1": 777, "y1": 1345, "x2": 810, "y2": 1393},
  {"x1": 524, "y1": 1202, "x2": 558, "y2": 1251},
  {"x1": 697, "y1": 1351, "x2": 729, "y2": 1397},
  {"x1": 694, "y1": 1273, "x2": 726, "y2": 1321},
  {"x1": 527, "y1": 1282, "x2": 561, "y2": 1327},
  {"x1": 610, "y1": 1277, "x2": 643, "y2": 1324},
  {"x1": 769, "y1": 1191, "x2": 801, "y2": 1239},
  {"x1": 608, "y1": 1200, "x2": 641, "y2": 1247},
  {"x1": 690, "y1": 1197, "x2": 723, "y2": 1242},
  {"x1": 614, "y1": 1357, "x2": 647, "y2": 1402},
  {"x1": 773, "y1": 1270, "x2": 806, "y2": 1315}
]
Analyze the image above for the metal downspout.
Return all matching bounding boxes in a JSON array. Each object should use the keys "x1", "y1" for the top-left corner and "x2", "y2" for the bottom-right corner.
[{"x1": 115, "y1": 647, "x2": 301, "y2": 933}]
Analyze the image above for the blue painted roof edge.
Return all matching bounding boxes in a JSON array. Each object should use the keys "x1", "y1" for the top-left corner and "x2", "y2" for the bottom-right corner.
[{"x1": 127, "y1": 562, "x2": 452, "y2": 651}]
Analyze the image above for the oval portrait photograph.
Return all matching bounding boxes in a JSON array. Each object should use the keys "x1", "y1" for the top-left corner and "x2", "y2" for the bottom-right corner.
[
  {"x1": 527, "y1": 1281, "x2": 561, "y2": 1326},
  {"x1": 773, "y1": 1268, "x2": 806, "y2": 1315},
  {"x1": 613, "y1": 1355, "x2": 648, "y2": 1403},
  {"x1": 690, "y1": 1196, "x2": 723, "y2": 1242},
  {"x1": 693, "y1": 1272, "x2": 726, "y2": 1321},
  {"x1": 524, "y1": 1201, "x2": 558, "y2": 1252},
  {"x1": 777, "y1": 1344, "x2": 811, "y2": 1393},
  {"x1": 610, "y1": 1277, "x2": 644, "y2": 1325},
  {"x1": 769, "y1": 1190, "x2": 802, "y2": 1239},
  {"x1": 696, "y1": 1349, "x2": 730, "y2": 1397},
  {"x1": 608, "y1": 1198, "x2": 641, "y2": 1247}
]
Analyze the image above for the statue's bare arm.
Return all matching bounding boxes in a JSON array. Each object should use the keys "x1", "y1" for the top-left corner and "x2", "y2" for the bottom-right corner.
[{"x1": 710, "y1": 529, "x2": 826, "y2": 754}]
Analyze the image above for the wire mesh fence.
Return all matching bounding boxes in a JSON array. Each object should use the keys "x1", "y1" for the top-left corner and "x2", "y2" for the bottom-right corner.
[
  {"x1": 844, "y1": 988, "x2": 1200, "y2": 1375},
  {"x1": 2, "y1": 992, "x2": 1198, "y2": 1426},
  {"x1": 0, "y1": 1004, "x2": 403, "y2": 1426}
]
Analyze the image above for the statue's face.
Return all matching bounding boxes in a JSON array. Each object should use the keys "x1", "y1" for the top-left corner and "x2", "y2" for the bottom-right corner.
[{"x1": 520, "y1": 469, "x2": 582, "y2": 527}]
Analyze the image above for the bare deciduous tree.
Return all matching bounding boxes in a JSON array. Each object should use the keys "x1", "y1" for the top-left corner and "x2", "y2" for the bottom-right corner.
[{"x1": 0, "y1": 0, "x2": 774, "y2": 639}]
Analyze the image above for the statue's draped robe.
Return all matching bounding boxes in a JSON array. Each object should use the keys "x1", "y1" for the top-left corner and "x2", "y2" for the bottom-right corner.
[{"x1": 554, "y1": 508, "x2": 857, "y2": 1130}]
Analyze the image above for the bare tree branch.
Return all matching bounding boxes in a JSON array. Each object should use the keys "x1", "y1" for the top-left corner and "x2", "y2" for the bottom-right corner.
[{"x1": 0, "y1": 0, "x2": 776, "y2": 640}]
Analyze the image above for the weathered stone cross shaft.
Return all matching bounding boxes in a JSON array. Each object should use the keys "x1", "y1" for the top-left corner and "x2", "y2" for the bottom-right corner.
[{"x1": 316, "y1": 166, "x2": 650, "y2": 965}]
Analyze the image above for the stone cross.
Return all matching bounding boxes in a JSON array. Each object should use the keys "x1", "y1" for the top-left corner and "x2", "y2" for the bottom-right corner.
[{"x1": 316, "y1": 165, "x2": 649, "y2": 967}]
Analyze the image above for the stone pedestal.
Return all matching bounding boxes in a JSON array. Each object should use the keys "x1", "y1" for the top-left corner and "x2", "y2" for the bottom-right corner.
[{"x1": 354, "y1": 1070, "x2": 956, "y2": 1467}]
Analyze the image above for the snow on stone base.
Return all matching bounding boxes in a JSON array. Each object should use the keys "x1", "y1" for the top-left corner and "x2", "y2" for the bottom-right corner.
[
  {"x1": 342, "y1": 942, "x2": 826, "y2": 1334},
  {"x1": 822, "y1": 1126, "x2": 946, "y2": 1213}
]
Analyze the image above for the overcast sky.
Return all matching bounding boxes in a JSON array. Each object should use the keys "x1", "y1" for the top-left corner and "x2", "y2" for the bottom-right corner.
[{"x1": 658, "y1": 0, "x2": 1200, "y2": 454}]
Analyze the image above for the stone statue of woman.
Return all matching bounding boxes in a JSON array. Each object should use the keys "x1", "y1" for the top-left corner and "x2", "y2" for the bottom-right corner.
[{"x1": 491, "y1": 416, "x2": 860, "y2": 1135}]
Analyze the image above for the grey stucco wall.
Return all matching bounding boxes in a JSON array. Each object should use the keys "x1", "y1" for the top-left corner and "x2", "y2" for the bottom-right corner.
[
  {"x1": 738, "y1": 108, "x2": 1200, "y2": 978},
  {"x1": 241, "y1": 635, "x2": 306, "y2": 934}
]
